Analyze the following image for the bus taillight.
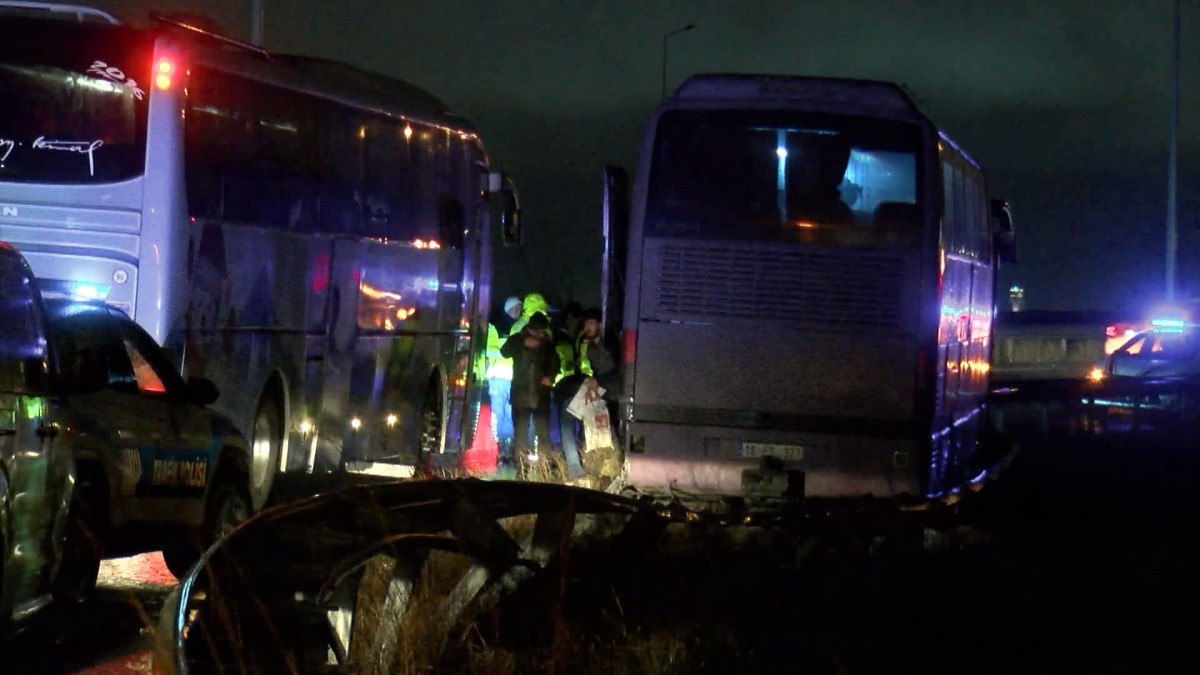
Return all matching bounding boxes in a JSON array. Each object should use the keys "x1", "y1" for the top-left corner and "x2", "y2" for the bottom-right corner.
[
  {"x1": 155, "y1": 58, "x2": 175, "y2": 90},
  {"x1": 622, "y1": 329, "x2": 637, "y2": 365}
]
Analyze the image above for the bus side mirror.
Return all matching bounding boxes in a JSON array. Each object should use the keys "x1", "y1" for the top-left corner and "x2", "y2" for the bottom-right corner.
[
  {"x1": 488, "y1": 172, "x2": 522, "y2": 247},
  {"x1": 186, "y1": 377, "x2": 220, "y2": 406},
  {"x1": 601, "y1": 165, "x2": 630, "y2": 331},
  {"x1": 991, "y1": 198, "x2": 1017, "y2": 265}
]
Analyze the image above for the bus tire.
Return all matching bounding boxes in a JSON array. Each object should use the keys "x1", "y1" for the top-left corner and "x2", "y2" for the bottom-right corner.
[{"x1": 249, "y1": 391, "x2": 283, "y2": 511}]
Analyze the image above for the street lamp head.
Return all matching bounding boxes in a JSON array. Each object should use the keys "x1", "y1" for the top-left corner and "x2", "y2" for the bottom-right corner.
[
  {"x1": 662, "y1": 22, "x2": 698, "y2": 100},
  {"x1": 667, "y1": 22, "x2": 696, "y2": 37}
]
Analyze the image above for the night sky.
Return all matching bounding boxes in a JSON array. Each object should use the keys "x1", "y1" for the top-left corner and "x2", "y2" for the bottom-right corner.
[{"x1": 96, "y1": 0, "x2": 1200, "y2": 314}]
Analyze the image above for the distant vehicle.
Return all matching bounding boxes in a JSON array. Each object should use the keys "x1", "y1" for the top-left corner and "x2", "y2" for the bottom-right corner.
[
  {"x1": 990, "y1": 310, "x2": 1119, "y2": 386},
  {"x1": 601, "y1": 74, "x2": 1016, "y2": 507},
  {"x1": 1083, "y1": 321, "x2": 1200, "y2": 427},
  {"x1": 0, "y1": 242, "x2": 74, "y2": 632},
  {"x1": 1100, "y1": 322, "x2": 1200, "y2": 379},
  {"x1": 42, "y1": 297, "x2": 251, "y2": 580},
  {"x1": 0, "y1": 3, "x2": 521, "y2": 509}
]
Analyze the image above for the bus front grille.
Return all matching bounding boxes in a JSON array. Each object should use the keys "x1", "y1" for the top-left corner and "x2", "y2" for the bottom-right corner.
[{"x1": 652, "y1": 241, "x2": 910, "y2": 330}]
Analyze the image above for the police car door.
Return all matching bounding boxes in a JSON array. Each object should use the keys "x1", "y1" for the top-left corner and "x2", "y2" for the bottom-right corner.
[
  {"x1": 55, "y1": 309, "x2": 185, "y2": 520},
  {"x1": 0, "y1": 253, "x2": 71, "y2": 617},
  {"x1": 107, "y1": 316, "x2": 211, "y2": 511}
]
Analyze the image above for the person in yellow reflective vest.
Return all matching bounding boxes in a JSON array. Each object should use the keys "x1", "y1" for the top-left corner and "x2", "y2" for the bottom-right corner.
[
  {"x1": 487, "y1": 296, "x2": 522, "y2": 461},
  {"x1": 553, "y1": 302, "x2": 584, "y2": 385},
  {"x1": 554, "y1": 308, "x2": 618, "y2": 479}
]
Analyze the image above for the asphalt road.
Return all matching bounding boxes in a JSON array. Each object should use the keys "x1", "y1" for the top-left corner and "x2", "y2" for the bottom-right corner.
[{"x1": 3, "y1": 553, "x2": 173, "y2": 675}]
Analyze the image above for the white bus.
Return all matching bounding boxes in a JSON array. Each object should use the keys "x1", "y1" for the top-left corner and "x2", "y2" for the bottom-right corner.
[
  {"x1": 0, "y1": 4, "x2": 521, "y2": 509},
  {"x1": 604, "y1": 74, "x2": 1015, "y2": 508}
]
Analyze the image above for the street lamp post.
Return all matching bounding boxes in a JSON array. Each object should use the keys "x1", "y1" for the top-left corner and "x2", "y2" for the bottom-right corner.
[
  {"x1": 661, "y1": 22, "x2": 696, "y2": 100},
  {"x1": 250, "y1": 0, "x2": 263, "y2": 45},
  {"x1": 1165, "y1": 0, "x2": 1180, "y2": 301}
]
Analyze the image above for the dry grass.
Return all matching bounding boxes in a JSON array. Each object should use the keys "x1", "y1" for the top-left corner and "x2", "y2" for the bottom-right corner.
[{"x1": 346, "y1": 445, "x2": 772, "y2": 674}]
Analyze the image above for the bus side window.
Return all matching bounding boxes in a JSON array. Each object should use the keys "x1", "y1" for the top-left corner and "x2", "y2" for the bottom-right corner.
[
  {"x1": 363, "y1": 118, "x2": 416, "y2": 240},
  {"x1": 257, "y1": 85, "x2": 320, "y2": 232},
  {"x1": 438, "y1": 197, "x2": 465, "y2": 249},
  {"x1": 318, "y1": 104, "x2": 364, "y2": 235}
]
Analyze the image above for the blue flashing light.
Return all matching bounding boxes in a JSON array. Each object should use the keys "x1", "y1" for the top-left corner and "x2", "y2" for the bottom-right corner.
[
  {"x1": 1151, "y1": 318, "x2": 1186, "y2": 330},
  {"x1": 72, "y1": 282, "x2": 111, "y2": 301}
]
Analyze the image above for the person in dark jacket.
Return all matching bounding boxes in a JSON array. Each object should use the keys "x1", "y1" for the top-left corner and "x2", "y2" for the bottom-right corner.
[{"x1": 500, "y1": 311, "x2": 559, "y2": 464}]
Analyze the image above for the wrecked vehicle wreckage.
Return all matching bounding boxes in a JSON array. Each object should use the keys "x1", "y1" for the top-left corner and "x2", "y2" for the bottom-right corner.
[
  {"x1": 152, "y1": 468, "x2": 1000, "y2": 674},
  {"x1": 152, "y1": 479, "x2": 669, "y2": 674}
]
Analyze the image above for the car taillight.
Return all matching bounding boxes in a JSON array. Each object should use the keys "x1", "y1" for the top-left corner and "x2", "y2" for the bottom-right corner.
[{"x1": 622, "y1": 329, "x2": 637, "y2": 365}]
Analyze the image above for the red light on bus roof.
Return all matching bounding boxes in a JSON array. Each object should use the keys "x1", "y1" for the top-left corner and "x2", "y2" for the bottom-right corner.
[{"x1": 155, "y1": 58, "x2": 175, "y2": 90}]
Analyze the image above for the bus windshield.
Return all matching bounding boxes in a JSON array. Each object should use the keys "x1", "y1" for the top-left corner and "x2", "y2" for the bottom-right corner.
[
  {"x1": 0, "y1": 18, "x2": 150, "y2": 184},
  {"x1": 646, "y1": 110, "x2": 923, "y2": 248}
]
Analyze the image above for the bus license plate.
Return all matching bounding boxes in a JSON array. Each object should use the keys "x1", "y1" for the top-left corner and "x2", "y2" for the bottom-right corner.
[{"x1": 740, "y1": 443, "x2": 804, "y2": 461}]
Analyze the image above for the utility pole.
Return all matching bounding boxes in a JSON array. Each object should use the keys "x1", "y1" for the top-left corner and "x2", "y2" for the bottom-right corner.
[
  {"x1": 250, "y1": 0, "x2": 264, "y2": 45},
  {"x1": 1166, "y1": 0, "x2": 1180, "y2": 301}
]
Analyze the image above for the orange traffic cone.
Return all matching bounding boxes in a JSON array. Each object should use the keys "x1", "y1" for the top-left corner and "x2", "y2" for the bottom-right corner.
[{"x1": 462, "y1": 401, "x2": 498, "y2": 474}]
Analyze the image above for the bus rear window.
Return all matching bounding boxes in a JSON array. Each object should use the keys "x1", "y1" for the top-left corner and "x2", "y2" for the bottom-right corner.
[
  {"x1": 646, "y1": 110, "x2": 923, "y2": 248},
  {"x1": 0, "y1": 18, "x2": 150, "y2": 184}
]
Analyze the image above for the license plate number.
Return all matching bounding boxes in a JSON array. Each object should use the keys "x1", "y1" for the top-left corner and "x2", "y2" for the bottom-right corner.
[{"x1": 740, "y1": 443, "x2": 804, "y2": 461}]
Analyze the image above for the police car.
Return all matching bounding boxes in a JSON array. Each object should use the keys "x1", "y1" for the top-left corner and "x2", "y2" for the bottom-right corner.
[
  {"x1": 1085, "y1": 319, "x2": 1200, "y2": 425},
  {"x1": 43, "y1": 297, "x2": 253, "y2": 582},
  {"x1": 0, "y1": 242, "x2": 74, "y2": 633},
  {"x1": 1101, "y1": 321, "x2": 1200, "y2": 379}
]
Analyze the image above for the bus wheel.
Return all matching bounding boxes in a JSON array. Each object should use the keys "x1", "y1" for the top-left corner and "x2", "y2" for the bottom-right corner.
[
  {"x1": 250, "y1": 393, "x2": 282, "y2": 511},
  {"x1": 419, "y1": 379, "x2": 445, "y2": 461}
]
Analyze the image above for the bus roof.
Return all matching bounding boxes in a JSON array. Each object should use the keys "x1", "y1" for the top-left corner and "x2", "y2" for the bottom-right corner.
[
  {"x1": 4, "y1": 6, "x2": 477, "y2": 135},
  {"x1": 198, "y1": 49, "x2": 478, "y2": 134},
  {"x1": 670, "y1": 73, "x2": 922, "y2": 117}
]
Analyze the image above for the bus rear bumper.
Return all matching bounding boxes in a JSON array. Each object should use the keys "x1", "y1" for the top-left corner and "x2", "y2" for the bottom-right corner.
[{"x1": 625, "y1": 423, "x2": 923, "y2": 502}]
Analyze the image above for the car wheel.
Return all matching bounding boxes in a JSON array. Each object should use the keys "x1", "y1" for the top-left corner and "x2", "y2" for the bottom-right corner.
[
  {"x1": 163, "y1": 472, "x2": 252, "y2": 580},
  {"x1": 250, "y1": 394, "x2": 282, "y2": 511},
  {"x1": 161, "y1": 528, "x2": 203, "y2": 580},
  {"x1": 55, "y1": 509, "x2": 101, "y2": 605},
  {"x1": 54, "y1": 470, "x2": 104, "y2": 605},
  {"x1": 207, "y1": 477, "x2": 252, "y2": 543}
]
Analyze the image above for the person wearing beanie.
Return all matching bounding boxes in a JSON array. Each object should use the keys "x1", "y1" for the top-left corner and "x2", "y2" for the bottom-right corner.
[
  {"x1": 501, "y1": 311, "x2": 559, "y2": 467},
  {"x1": 509, "y1": 292, "x2": 550, "y2": 335},
  {"x1": 486, "y1": 296, "x2": 523, "y2": 458}
]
